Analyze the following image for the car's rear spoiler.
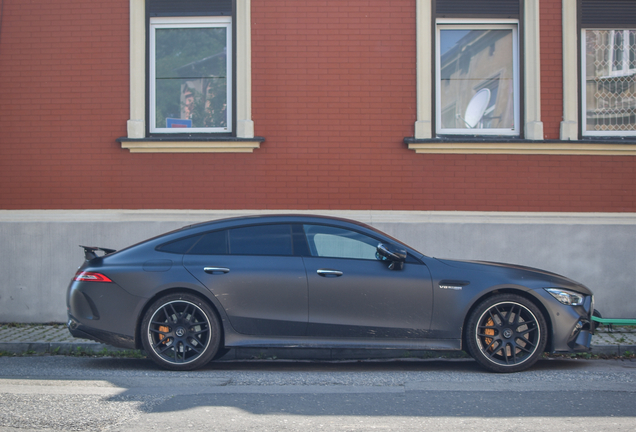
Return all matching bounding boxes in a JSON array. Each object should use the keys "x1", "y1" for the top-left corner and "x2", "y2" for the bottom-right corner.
[{"x1": 80, "y1": 245, "x2": 116, "y2": 261}]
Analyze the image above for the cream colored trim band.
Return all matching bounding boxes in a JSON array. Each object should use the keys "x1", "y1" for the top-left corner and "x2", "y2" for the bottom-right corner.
[
  {"x1": 1, "y1": 210, "x2": 634, "y2": 225},
  {"x1": 120, "y1": 140, "x2": 261, "y2": 153},
  {"x1": 407, "y1": 142, "x2": 636, "y2": 155}
]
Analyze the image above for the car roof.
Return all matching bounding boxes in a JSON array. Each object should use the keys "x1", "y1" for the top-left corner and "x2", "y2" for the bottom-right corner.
[
  {"x1": 182, "y1": 214, "x2": 374, "y2": 231},
  {"x1": 112, "y1": 214, "x2": 424, "y2": 259}
]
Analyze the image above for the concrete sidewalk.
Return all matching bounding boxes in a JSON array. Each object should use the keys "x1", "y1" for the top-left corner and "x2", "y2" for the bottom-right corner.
[{"x1": 1, "y1": 323, "x2": 635, "y2": 359}]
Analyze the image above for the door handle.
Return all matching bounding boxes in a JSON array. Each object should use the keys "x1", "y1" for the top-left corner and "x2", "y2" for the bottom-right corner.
[
  {"x1": 317, "y1": 269, "x2": 343, "y2": 277},
  {"x1": 204, "y1": 267, "x2": 230, "y2": 274}
]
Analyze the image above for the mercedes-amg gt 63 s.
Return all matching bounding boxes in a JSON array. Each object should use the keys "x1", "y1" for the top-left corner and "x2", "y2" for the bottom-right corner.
[{"x1": 67, "y1": 215, "x2": 594, "y2": 372}]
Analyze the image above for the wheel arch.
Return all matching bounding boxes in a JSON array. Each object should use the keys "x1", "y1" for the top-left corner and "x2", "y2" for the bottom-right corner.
[
  {"x1": 461, "y1": 287, "x2": 554, "y2": 353},
  {"x1": 134, "y1": 286, "x2": 226, "y2": 350}
]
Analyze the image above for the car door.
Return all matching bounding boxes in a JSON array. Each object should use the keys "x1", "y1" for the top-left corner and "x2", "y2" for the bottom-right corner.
[
  {"x1": 183, "y1": 224, "x2": 308, "y2": 336},
  {"x1": 301, "y1": 224, "x2": 434, "y2": 338}
]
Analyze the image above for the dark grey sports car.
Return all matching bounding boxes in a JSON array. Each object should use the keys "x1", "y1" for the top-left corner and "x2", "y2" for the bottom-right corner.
[{"x1": 67, "y1": 215, "x2": 594, "y2": 373}]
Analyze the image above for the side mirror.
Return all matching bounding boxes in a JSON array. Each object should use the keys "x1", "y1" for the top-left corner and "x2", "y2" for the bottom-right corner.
[{"x1": 376, "y1": 243, "x2": 407, "y2": 270}]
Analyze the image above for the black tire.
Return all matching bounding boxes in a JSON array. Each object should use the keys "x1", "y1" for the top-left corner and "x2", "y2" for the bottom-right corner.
[
  {"x1": 592, "y1": 309, "x2": 602, "y2": 331},
  {"x1": 466, "y1": 294, "x2": 547, "y2": 373},
  {"x1": 141, "y1": 293, "x2": 221, "y2": 371}
]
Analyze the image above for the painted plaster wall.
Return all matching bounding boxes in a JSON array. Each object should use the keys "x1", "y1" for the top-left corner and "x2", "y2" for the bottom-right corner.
[{"x1": 0, "y1": 211, "x2": 634, "y2": 323}]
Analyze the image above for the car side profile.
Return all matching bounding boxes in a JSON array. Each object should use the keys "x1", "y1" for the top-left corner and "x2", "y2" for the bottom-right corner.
[{"x1": 67, "y1": 215, "x2": 595, "y2": 373}]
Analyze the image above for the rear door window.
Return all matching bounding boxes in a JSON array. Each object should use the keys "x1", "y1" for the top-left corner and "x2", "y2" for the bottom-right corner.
[{"x1": 228, "y1": 224, "x2": 293, "y2": 256}]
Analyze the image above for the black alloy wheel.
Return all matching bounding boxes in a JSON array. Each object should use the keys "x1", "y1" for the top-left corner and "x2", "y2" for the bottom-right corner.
[
  {"x1": 141, "y1": 293, "x2": 221, "y2": 370},
  {"x1": 466, "y1": 294, "x2": 547, "y2": 373}
]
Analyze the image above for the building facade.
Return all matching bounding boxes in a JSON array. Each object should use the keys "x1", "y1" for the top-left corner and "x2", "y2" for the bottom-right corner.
[{"x1": 0, "y1": 0, "x2": 635, "y2": 323}]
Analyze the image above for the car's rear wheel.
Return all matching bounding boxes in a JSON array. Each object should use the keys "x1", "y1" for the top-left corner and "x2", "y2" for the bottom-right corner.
[
  {"x1": 141, "y1": 293, "x2": 221, "y2": 371},
  {"x1": 466, "y1": 294, "x2": 547, "y2": 373}
]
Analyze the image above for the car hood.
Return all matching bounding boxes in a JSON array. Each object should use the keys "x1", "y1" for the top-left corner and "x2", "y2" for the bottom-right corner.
[{"x1": 434, "y1": 258, "x2": 593, "y2": 295}]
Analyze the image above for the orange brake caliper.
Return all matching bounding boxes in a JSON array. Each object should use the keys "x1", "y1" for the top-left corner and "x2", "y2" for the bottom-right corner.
[
  {"x1": 159, "y1": 325, "x2": 170, "y2": 343},
  {"x1": 484, "y1": 318, "x2": 495, "y2": 350}
]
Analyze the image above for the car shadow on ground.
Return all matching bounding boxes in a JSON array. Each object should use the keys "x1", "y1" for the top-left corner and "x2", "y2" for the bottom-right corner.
[
  {"x1": 82, "y1": 357, "x2": 634, "y2": 419},
  {"x1": 81, "y1": 356, "x2": 594, "y2": 374}
]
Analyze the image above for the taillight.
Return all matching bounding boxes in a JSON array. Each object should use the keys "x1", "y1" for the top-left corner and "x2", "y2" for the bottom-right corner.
[{"x1": 73, "y1": 271, "x2": 112, "y2": 283}]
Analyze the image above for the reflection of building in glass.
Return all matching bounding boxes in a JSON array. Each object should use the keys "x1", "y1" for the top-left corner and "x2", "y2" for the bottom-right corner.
[
  {"x1": 151, "y1": 21, "x2": 231, "y2": 133},
  {"x1": 585, "y1": 30, "x2": 636, "y2": 132},
  {"x1": 439, "y1": 28, "x2": 515, "y2": 131},
  {"x1": 175, "y1": 49, "x2": 228, "y2": 128}
]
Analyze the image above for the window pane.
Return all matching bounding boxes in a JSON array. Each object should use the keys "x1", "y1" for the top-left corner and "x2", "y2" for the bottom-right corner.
[
  {"x1": 303, "y1": 225, "x2": 378, "y2": 260},
  {"x1": 613, "y1": 31, "x2": 624, "y2": 72},
  {"x1": 439, "y1": 28, "x2": 515, "y2": 132},
  {"x1": 189, "y1": 230, "x2": 228, "y2": 255},
  {"x1": 154, "y1": 26, "x2": 228, "y2": 130},
  {"x1": 229, "y1": 225, "x2": 293, "y2": 256},
  {"x1": 158, "y1": 234, "x2": 203, "y2": 254},
  {"x1": 584, "y1": 30, "x2": 636, "y2": 134}
]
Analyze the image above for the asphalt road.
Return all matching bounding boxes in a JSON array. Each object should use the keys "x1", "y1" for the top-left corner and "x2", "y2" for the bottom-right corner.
[{"x1": 1, "y1": 356, "x2": 635, "y2": 431}]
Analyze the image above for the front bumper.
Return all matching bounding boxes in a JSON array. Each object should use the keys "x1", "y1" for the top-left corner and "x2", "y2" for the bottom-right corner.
[
  {"x1": 552, "y1": 295, "x2": 594, "y2": 353},
  {"x1": 567, "y1": 329, "x2": 593, "y2": 351}
]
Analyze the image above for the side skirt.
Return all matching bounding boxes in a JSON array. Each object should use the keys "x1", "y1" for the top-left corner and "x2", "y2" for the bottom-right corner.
[{"x1": 224, "y1": 333, "x2": 461, "y2": 351}]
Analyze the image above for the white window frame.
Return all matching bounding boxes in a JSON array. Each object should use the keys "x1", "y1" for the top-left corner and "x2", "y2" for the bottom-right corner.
[
  {"x1": 435, "y1": 19, "x2": 520, "y2": 137},
  {"x1": 149, "y1": 16, "x2": 233, "y2": 134},
  {"x1": 581, "y1": 28, "x2": 636, "y2": 137}
]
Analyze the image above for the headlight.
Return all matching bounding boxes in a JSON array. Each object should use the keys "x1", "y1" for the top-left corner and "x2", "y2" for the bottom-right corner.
[{"x1": 544, "y1": 288, "x2": 584, "y2": 306}]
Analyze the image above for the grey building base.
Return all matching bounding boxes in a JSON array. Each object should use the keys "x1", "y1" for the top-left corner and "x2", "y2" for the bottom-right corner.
[{"x1": 1, "y1": 210, "x2": 635, "y2": 322}]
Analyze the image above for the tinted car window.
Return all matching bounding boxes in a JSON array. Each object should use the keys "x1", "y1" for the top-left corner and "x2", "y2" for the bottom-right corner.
[
  {"x1": 188, "y1": 230, "x2": 229, "y2": 255},
  {"x1": 157, "y1": 234, "x2": 203, "y2": 254},
  {"x1": 229, "y1": 224, "x2": 293, "y2": 256},
  {"x1": 303, "y1": 224, "x2": 378, "y2": 260}
]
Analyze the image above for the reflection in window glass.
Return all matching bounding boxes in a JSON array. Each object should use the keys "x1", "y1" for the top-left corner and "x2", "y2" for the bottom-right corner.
[
  {"x1": 437, "y1": 25, "x2": 518, "y2": 135},
  {"x1": 583, "y1": 29, "x2": 636, "y2": 135},
  {"x1": 303, "y1": 225, "x2": 378, "y2": 260},
  {"x1": 150, "y1": 18, "x2": 232, "y2": 133}
]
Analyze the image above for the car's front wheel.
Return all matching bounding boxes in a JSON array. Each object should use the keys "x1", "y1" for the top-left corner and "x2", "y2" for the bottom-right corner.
[
  {"x1": 466, "y1": 294, "x2": 547, "y2": 373},
  {"x1": 141, "y1": 293, "x2": 221, "y2": 371}
]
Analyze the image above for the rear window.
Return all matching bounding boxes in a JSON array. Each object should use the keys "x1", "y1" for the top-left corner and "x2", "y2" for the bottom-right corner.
[
  {"x1": 156, "y1": 235, "x2": 203, "y2": 254},
  {"x1": 189, "y1": 230, "x2": 229, "y2": 255}
]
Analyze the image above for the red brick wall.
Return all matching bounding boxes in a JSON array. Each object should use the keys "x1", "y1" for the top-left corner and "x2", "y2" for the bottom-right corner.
[
  {"x1": 0, "y1": 0, "x2": 634, "y2": 211},
  {"x1": 540, "y1": 0, "x2": 563, "y2": 140}
]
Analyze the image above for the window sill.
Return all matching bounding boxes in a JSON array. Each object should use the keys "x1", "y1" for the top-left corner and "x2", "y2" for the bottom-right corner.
[
  {"x1": 403, "y1": 137, "x2": 636, "y2": 155},
  {"x1": 117, "y1": 136, "x2": 265, "y2": 153}
]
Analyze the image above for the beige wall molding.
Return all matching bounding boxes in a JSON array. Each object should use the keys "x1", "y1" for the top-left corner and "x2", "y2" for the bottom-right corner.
[
  {"x1": 561, "y1": 0, "x2": 578, "y2": 140},
  {"x1": 125, "y1": 0, "x2": 256, "y2": 151},
  {"x1": 415, "y1": 0, "x2": 544, "y2": 141},
  {"x1": 524, "y1": 0, "x2": 544, "y2": 140},
  {"x1": 414, "y1": 0, "x2": 433, "y2": 139},
  {"x1": 127, "y1": 0, "x2": 146, "y2": 139},
  {"x1": 119, "y1": 139, "x2": 263, "y2": 153},
  {"x1": 406, "y1": 141, "x2": 636, "y2": 155}
]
